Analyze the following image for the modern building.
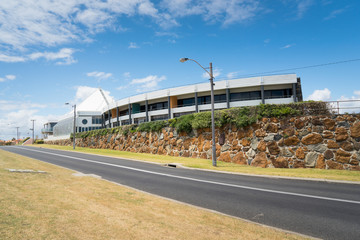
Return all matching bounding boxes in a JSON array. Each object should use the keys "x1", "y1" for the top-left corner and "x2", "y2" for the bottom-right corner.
[
  {"x1": 102, "y1": 74, "x2": 303, "y2": 128},
  {"x1": 41, "y1": 121, "x2": 57, "y2": 139},
  {"x1": 44, "y1": 88, "x2": 115, "y2": 140}
]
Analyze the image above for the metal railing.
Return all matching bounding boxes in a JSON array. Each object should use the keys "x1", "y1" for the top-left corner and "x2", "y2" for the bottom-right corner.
[{"x1": 326, "y1": 99, "x2": 360, "y2": 115}]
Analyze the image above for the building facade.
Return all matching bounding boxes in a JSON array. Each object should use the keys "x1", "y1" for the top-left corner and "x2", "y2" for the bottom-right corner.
[{"x1": 102, "y1": 74, "x2": 303, "y2": 128}]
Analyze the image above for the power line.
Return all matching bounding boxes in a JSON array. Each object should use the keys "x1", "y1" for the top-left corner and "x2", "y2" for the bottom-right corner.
[{"x1": 220, "y1": 58, "x2": 360, "y2": 80}]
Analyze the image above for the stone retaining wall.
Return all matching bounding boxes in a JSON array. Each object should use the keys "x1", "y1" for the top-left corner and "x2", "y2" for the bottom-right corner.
[{"x1": 47, "y1": 115, "x2": 360, "y2": 170}]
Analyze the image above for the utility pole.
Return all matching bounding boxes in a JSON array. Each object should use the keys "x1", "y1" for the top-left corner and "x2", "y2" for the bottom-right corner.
[
  {"x1": 31, "y1": 119, "x2": 35, "y2": 144},
  {"x1": 15, "y1": 127, "x2": 19, "y2": 140}
]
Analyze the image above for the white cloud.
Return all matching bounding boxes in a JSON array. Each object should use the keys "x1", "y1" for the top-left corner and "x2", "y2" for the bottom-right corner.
[
  {"x1": 0, "y1": 54, "x2": 26, "y2": 63},
  {"x1": 226, "y1": 72, "x2": 238, "y2": 79},
  {"x1": 161, "y1": 0, "x2": 260, "y2": 26},
  {"x1": 28, "y1": 48, "x2": 77, "y2": 65},
  {"x1": 130, "y1": 75, "x2": 166, "y2": 92},
  {"x1": 324, "y1": 8, "x2": 346, "y2": 21},
  {"x1": 281, "y1": 44, "x2": 295, "y2": 49},
  {"x1": 128, "y1": 42, "x2": 140, "y2": 49},
  {"x1": 0, "y1": 75, "x2": 16, "y2": 82},
  {"x1": 87, "y1": 71, "x2": 113, "y2": 81},
  {"x1": 202, "y1": 68, "x2": 221, "y2": 79},
  {"x1": 295, "y1": 0, "x2": 314, "y2": 18},
  {"x1": 307, "y1": 88, "x2": 331, "y2": 101},
  {"x1": 0, "y1": 100, "x2": 54, "y2": 140}
]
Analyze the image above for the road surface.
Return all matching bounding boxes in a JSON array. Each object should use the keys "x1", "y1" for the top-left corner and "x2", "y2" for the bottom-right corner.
[{"x1": 2, "y1": 146, "x2": 360, "y2": 239}]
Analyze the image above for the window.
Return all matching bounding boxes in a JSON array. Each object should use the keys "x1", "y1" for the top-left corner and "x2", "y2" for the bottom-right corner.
[
  {"x1": 198, "y1": 96, "x2": 211, "y2": 105},
  {"x1": 151, "y1": 114, "x2": 168, "y2": 121},
  {"x1": 92, "y1": 116, "x2": 102, "y2": 124},
  {"x1": 120, "y1": 109, "x2": 129, "y2": 116},
  {"x1": 264, "y1": 89, "x2": 292, "y2": 99},
  {"x1": 177, "y1": 98, "x2": 195, "y2": 107},
  {"x1": 174, "y1": 112, "x2": 195, "y2": 118},
  {"x1": 121, "y1": 119, "x2": 130, "y2": 125},
  {"x1": 214, "y1": 94, "x2": 226, "y2": 103},
  {"x1": 230, "y1": 91, "x2": 261, "y2": 101},
  {"x1": 149, "y1": 101, "x2": 168, "y2": 111}
]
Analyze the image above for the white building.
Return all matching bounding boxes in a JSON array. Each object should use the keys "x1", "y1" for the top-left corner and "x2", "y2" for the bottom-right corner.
[
  {"x1": 102, "y1": 74, "x2": 303, "y2": 128},
  {"x1": 44, "y1": 88, "x2": 115, "y2": 140}
]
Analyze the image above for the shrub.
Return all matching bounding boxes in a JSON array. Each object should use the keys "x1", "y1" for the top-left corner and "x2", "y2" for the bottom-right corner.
[
  {"x1": 173, "y1": 114, "x2": 194, "y2": 133},
  {"x1": 192, "y1": 112, "x2": 212, "y2": 129}
]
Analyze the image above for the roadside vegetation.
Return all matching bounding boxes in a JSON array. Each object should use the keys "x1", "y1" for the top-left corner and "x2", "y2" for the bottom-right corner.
[
  {"x1": 73, "y1": 101, "x2": 330, "y2": 138},
  {"x1": 33, "y1": 144, "x2": 360, "y2": 182},
  {"x1": 0, "y1": 149, "x2": 307, "y2": 240}
]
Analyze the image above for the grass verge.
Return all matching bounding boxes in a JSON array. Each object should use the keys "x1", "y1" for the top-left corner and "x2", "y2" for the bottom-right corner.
[
  {"x1": 34, "y1": 144, "x2": 360, "y2": 182},
  {"x1": 0, "y1": 149, "x2": 307, "y2": 240}
]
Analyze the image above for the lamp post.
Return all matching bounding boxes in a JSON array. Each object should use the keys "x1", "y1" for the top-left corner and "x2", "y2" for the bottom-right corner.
[
  {"x1": 30, "y1": 119, "x2": 35, "y2": 144},
  {"x1": 180, "y1": 58, "x2": 217, "y2": 167},
  {"x1": 65, "y1": 103, "x2": 76, "y2": 150}
]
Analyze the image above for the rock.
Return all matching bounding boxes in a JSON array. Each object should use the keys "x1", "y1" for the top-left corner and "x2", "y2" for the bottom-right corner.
[
  {"x1": 203, "y1": 141, "x2": 211, "y2": 151},
  {"x1": 281, "y1": 148, "x2": 293, "y2": 157},
  {"x1": 272, "y1": 156, "x2": 289, "y2": 168},
  {"x1": 257, "y1": 141, "x2": 267, "y2": 152},
  {"x1": 232, "y1": 152, "x2": 247, "y2": 165},
  {"x1": 324, "y1": 119, "x2": 336, "y2": 130},
  {"x1": 312, "y1": 118, "x2": 323, "y2": 126},
  {"x1": 338, "y1": 121, "x2": 350, "y2": 128},
  {"x1": 251, "y1": 152, "x2": 268, "y2": 168},
  {"x1": 305, "y1": 152, "x2": 318, "y2": 167},
  {"x1": 296, "y1": 147, "x2": 305, "y2": 159},
  {"x1": 327, "y1": 140, "x2": 339, "y2": 149},
  {"x1": 335, "y1": 149, "x2": 351, "y2": 163},
  {"x1": 293, "y1": 160, "x2": 305, "y2": 168},
  {"x1": 241, "y1": 138, "x2": 251, "y2": 146},
  {"x1": 350, "y1": 122, "x2": 360, "y2": 138},
  {"x1": 274, "y1": 134, "x2": 283, "y2": 141},
  {"x1": 335, "y1": 127, "x2": 348, "y2": 141},
  {"x1": 299, "y1": 129, "x2": 309, "y2": 137},
  {"x1": 315, "y1": 154, "x2": 326, "y2": 169},
  {"x1": 284, "y1": 136, "x2": 300, "y2": 146},
  {"x1": 218, "y1": 152, "x2": 231, "y2": 162},
  {"x1": 340, "y1": 141, "x2": 354, "y2": 151},
  {"x1": 221, "y1": 144, "x2": 231, "y2": 152},
  {"x1": 250, "y1": 138, "x2": 258, "y2": 150},
  {"x1": 264, "y1": 134, "x2": 275, "y2": 142},
  {"x1": 246, "y1": 148, "x2": 256, "y2": 158},
  {"x1": 322, "y1": 131, "x2": 334, "y2": 139},
  {"x1": 283, "y1": 127, "x2": 295, "y2": 136},
  {"x1": 255, "y1": 129, "x2": 266, "y2": 137},
  {"x1": 307, "y1": 144, "x2": 327, "y2": 153},
  {"x1": 267, "y1": 141, "x2": 280, "y2": 155},
  {"x1": 295, "y1": 119, "x2": 305, "y2": 129},
  {"x1": 326, "y1": 160, "x2": 343, "y2": 170},
  {"x1": 324, "y1": 150, "x2": 334, "y2": 159},
  {"x1": 266, "y1": 123, "x2": 278, "y2": 133},
  {"x1": 301, "y1": 133, "x2": 323, "y2": 145}
]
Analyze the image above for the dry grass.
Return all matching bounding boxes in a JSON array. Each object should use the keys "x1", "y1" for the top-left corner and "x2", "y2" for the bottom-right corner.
[
  {"x1": 34, "y1": 144, "x2": 360, "y2": 182},
  {"x1": 0, "y1": 149, "x2": 308, "y2": 240}
]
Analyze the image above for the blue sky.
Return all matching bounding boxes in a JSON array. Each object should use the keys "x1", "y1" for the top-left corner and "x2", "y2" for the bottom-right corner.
[{"x1": 0, "y1": 0, "x2": 359, "y2": 140}]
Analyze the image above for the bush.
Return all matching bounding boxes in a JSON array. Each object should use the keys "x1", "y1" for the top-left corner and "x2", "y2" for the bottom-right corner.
[
  {"x1": 173, "y1": 114, "x2": 194, "y2": 133},
  {"x1": 35, "y1": 139, "x2": 44, "y2": 144},
  {"x1": 192, "y1": 112, "x2": 212, "y2": 129}
]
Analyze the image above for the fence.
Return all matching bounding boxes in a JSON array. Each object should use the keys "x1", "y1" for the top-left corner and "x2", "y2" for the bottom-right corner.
[{"x1": 326, "y1": 99, "x2": 360, "y2": 115}]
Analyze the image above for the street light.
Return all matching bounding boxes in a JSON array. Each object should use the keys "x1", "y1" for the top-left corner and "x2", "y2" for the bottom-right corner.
[
  {"x1": 65, "y1": 103, "x2": 76, "y2": 150},
  {"x1": 30, "y1": 119, "x2": 35, "y2": 144},
  {"x1": 180, "y1": 58, "x2": 217, "y2": 167}
]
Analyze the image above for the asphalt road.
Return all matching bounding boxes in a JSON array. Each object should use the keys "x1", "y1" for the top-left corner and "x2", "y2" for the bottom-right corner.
[{"x1": 2, "y1": 146, "x2": 360, "y2": 240}]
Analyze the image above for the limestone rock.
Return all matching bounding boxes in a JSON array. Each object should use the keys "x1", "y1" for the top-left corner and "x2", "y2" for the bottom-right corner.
[
  {"x1": 307, "y1": 144, "x2": 327, "y2": 153},
  {"x1": 255, "y1": 129, "x2": 266, "y2": 137},
  {"x1": 250, "y1": 138, "x2": 258, "y2": 150},
  {"x1": 218, "y1": 152, "x2": 231, "y2": 162},
  {"x1": 335, "y1": 127, "x2": 348, "y2": 142},
  {"x1": 284, "y1": 136, "x2": 300, "y2": 146},
  {"x1": 251, "y1": 152, "x2": 268, "y2": 168},
  {"x1": 294, "y1": 119, "x2": 305, "y2": 129},
  {"x1": 315, "y1": 154, "x2": 326, "y2": 169},
  {"x1": 296, "y1": 147, "x2": 305, "y2": 159},
  {"x1": 324, "y1": 118, "x2": 336, "y2": 130},
  {"x1": 301, "y1": 133, "x2": 323, "y2": 145},
  {"x1": 272, "y1": 156, "x2": 288, "y2": 168},
  {"x1": 264, "y1": 134, "x2": 275, "y2": 142},
  {"x1": 340, "y1": 141, "x2": 353, "y2": 151},
  {"x1": 324, "y1": 150, "x2": 334, "y2": 160},
  {"x1": 267, "y1": 141, "x2": 280, "y2": 155},
  {"x1": 246, "y1": 148, "x2": 256, "y2": 158},
  {"x1": 335, "y1": 149, "x2": 351, "y2": 163},
  {"x1": 266, "y1": 123, "x2": 278, "y2": 133},
  {"x1": 350, "y1": 122, "x2": 360, "y2": 138},
  {"x1": 326, "y1": 160, "x2": 343, "y2": 170},
  {"x1": 241, "y1": 138, "x2": 251, "y2": 146},
  {"x1": 257, "y1": 141, "x2": 267, "y2": 152},
  {"x1": 327, "y1": 140, "x2": 339, "y2": 149},
  {"x1": 305, "y1": 152, "x2": 318, "y2": 167},
  {"x1": 283, "y1": 127, "x2": 295, "y2": 136},
  {"x1": 232, "y1": 152, "x2": 247, "y2": 165},
  {"x1": 322, "y1": 131, "x2": 334, "y2": 139}
]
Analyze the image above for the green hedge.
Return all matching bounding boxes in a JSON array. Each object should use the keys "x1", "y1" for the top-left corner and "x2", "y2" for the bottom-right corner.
[{"x1": 73, "y1": 101, "x2": 331, "y2": 138}]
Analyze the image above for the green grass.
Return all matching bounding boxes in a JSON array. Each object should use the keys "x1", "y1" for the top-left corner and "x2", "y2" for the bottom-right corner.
[{"x1": 33, "y1": 144, "x2": 360, "y2": 182}]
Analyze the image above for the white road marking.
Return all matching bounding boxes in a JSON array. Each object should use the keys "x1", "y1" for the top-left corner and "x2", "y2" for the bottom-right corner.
[{"x1": 14, "y1": 146, "x2": 360, "y2": 205}]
